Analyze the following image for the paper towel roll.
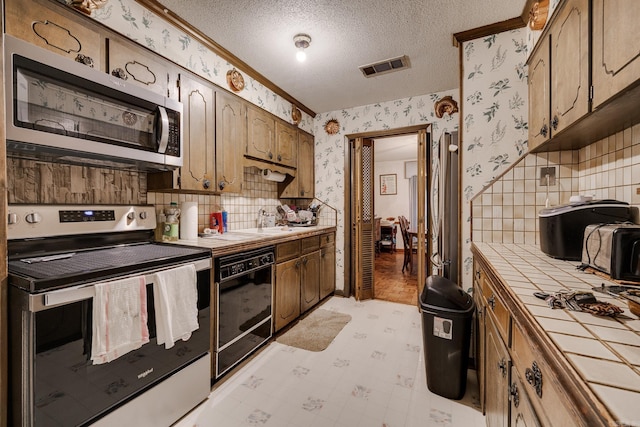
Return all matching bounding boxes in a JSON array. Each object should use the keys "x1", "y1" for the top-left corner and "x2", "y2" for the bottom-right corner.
[
  {"x1": 180, "y1": 201, "x2": 198, "y2": 240},
  {"x1": 262, "y1": 169, "x2": 286, "y2": 182}
]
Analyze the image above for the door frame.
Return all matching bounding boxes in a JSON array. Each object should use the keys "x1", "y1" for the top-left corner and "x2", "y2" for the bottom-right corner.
[{"x1": 343, "y1": 124, "x2": 431, "y2": 301}]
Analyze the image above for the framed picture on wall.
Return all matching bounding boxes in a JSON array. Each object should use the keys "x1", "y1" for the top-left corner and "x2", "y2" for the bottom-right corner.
[{"x1": 380, "y1": 174, "x2": 397, "y2": 195}]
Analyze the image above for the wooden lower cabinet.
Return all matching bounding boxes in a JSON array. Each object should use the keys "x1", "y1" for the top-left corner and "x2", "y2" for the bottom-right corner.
[
  {"x1": 510, "y1": 367, "x2": 542, "y2": 427},
  {"x1": 274, "y1": 257, "x2": 301, "y2": 332},
  {"x1": 485, "y1": 313, "x2": 511, "y2": 427},
  {"x1": 274, "y1": 233, "x2": 335, "y2": 332},
  {"x1": 320, "y1": 242, "x2": 335, "y2": 300},
  {"x1": 300, "y1": 250, "x2": 320, "y2": 313}
]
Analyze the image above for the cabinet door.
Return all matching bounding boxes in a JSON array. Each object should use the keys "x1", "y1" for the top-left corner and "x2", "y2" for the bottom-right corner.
[
  {"x1": 275, "y1": 122, "x2": 298, "y2": 168},
  {"x1": 180, "y1": 74, "x2": 216, "y2": 191},
  {"x1": 485, "y1": 316, "x2": 510, "y2": 427},
  {"x1": 5, "y1": 0, "x2": 103, "y2": 68},
  {"x1": 215, "y1": 91, "x2": 245, "y2": 193},
  {"x1": 528, "y1": 38, "x2": 550, "y2": 151},
  {"x1": 297, "y1": 131, "x2": 315, "y2": 197},
  {"x1": 510, "y1": 367, "x2": 542, "y2": 427},
  {"x1": 300, "y1": 251, "x2": 321, "y2": 313},
  {"x1": 107, "y1": 37, "x2": 179, "y2": 100},
  {"x1": 275, "y1": 258, "x2": 301, "y2": 332},
  {"x1": 474, "y1": 281, "x2": 486, "y2": 414},
  {"x1": 591, "y1": 0, "x2": 640, "y2": 108},
  {"x1": 320, "y1": 243, "x2": 336, "y2": 300},
  {"x1": 247, "y1": 106, "x2": 275, "y2": 161},
  {"x1": 550, "y1": 0, "x2": 589, "y2": 135}
]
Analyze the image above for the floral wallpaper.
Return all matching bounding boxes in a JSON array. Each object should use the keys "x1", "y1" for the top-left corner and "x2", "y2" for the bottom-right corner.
[
  {"x1": 461, "y1": 28, "x2": 530, "y2": 290},
  {"x1": 313, "y1": 91, "x2": 459, "y2": 292},
  {"x1": 72, "y1": 0, "x2": 314, "y2": 133}
]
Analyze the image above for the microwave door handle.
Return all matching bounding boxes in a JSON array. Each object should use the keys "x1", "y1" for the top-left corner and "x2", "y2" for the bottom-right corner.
[{"x1": 156, "y1": 106, "x2": 170, "y2": 154}]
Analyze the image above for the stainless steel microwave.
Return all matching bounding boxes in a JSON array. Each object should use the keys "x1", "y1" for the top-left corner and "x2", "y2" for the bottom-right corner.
[{"x1": 4, "y1": 35, "x2": 182, "y2": 171}]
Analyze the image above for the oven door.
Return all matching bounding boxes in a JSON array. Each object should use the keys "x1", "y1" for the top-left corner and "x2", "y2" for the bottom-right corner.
[
  {"x1": 216, "y1": 264, "x2": 273, "y2": 378},
  {"x1": 9, "y1": 260, "x2": 211, "y2": 427}
]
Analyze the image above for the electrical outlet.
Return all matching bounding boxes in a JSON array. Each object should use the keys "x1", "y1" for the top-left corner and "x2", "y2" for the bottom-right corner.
[{"x1": 540, "y1": 167, "x2": 556, "y2": 186}]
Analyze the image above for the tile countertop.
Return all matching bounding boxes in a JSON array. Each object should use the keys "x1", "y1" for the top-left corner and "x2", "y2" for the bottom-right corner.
[
  {"x1": 473, "y1": 242, "x2": 640, "y2": 426},
  {"x1": 169, "y1": 225, "x2": 336, "y2": 256}
]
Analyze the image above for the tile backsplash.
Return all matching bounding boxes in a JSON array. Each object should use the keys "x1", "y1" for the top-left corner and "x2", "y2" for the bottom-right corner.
[{"x1": 472, "y1": 123, "x2": 640, "y2": 244}]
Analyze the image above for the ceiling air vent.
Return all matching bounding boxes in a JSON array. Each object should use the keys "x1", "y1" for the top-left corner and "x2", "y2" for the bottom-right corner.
[{"x1": 359, "y1": 55, "x2": 410, "y2": 78}]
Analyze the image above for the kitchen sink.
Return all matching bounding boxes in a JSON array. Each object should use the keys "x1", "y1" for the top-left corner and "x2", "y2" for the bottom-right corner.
[
  {"x1": 239, "y1": 227, "x2": 296, "y2": 234},
  {"x1": 200, "y1": 232, "x2": 259, "y2": 241}
]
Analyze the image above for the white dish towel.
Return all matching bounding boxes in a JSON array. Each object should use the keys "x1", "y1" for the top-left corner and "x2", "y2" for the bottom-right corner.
[
  {"x1": 91, "y1": 276, "x2": 149, "y2": 365},
  {"x1": 152, "y1": 264, "x2": 198, "y2": 349}
]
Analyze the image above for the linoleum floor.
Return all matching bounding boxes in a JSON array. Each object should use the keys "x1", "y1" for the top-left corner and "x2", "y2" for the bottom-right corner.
[{"x1": 174, "y1": 297, "x2": 483, "y2": 427}]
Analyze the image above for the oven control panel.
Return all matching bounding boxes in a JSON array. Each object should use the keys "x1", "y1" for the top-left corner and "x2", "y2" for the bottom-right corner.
[{"x1": 7, "y1": 204, "x2": 157, "y2": 240}]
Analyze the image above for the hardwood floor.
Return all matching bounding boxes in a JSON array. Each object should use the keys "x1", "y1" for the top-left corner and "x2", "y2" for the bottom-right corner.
[{"x1": 374, "y1": 250, "x2": 418, "y2": 306}]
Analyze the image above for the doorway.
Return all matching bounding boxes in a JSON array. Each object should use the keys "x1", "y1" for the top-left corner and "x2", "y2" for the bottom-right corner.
[{"x1": 344, "y1": 125, "x2": 431, "y2": 307}]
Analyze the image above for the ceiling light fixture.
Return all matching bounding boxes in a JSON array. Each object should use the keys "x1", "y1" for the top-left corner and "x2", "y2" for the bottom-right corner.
[{"x1": 293, "y1": 33, "x2": 311, "y2": 62}]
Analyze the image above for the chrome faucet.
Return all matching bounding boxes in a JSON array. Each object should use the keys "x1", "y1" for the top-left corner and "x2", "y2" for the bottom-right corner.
[{"x1": 257, "y1": 208, "x2": 266, "y2": 231}]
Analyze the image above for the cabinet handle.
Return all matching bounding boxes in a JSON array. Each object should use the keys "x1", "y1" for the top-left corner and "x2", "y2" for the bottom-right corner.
[
  {"x1": 488, "y1": 295, "x2": 496, "y2": 310},
  {"x1": 525, "y1": 362, "x2": 543, "y2": 398},
  {"x1": 498, "y1": 358, "x2": 507, "y2": 378},
  {"x1": 268, "y1": 151, "x2": 273, "y2": 159},
  {"x1": 510, "y1": 383, "x2": 520, "y2": 408},
  {"x1": 477, "y1": 306, "x2": 483, "y2": 318},
  {"x1": 218, "y1": 181, "x2": 226, "y2": 190},
  {"x1": 551, "y1": 115, "x2": 559, "y2": 130},
  {"x1": 75, "y1": 54, "x2": 94, "y2": 68},
  {"x1": 278, "y1": 154, "x2": 282, "y2": 161},
  {"x1": 475, "y1": 270, "x2": 481, "y2": 279},
  {"x1": 202, "y1": 179, "x2": 211, "y2": 190},
  {"x1": 540, "y1": 123, "x2": 548, "y2": 137},
  {"x1": 302, "y1": 257, "x2": 308, "y2": 265},
  {"x1": 295, "y1": 260, "x2": 301, "y2": 268},
  {"x1": 112, "y1": 68, "x2": 128, "y2": 80}
]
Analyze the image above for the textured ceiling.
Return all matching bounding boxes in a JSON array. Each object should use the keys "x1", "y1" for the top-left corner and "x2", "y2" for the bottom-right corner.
[{"x1": 158, "y1": 0, "x2": 527, "y2": 114}]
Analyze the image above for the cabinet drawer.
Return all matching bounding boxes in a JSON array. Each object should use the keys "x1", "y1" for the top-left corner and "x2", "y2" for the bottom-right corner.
[
  {"x1": 481, "y1": 276, "x2": 510, "y2": 344},
  {"x1": 511, "y1": 322, "x2": 578, "y2": 426},
  {"x1": 320, "y1": 232, "x2": 335, "y2": 247},
  {"x1": 301, "y1": 236, "x2": 320, "y2": 254},
  {"x1": 276, "y1": 240, "x2": 300, "y2": 262}
]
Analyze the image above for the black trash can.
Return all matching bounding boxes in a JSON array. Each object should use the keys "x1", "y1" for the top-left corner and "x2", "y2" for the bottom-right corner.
[{"x1": 420, "y1": 275, "x2": 475, "y2": 399}]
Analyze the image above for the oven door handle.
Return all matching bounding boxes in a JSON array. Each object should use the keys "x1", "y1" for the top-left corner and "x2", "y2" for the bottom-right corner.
[{"x1": 38, "y1": 258, "x2": 211, "y2": 309}]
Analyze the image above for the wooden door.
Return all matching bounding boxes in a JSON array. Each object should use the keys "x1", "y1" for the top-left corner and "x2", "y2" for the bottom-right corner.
[
  {"x1": 297, "y1": 131, "x2": 315, "y2": 197},
  {"x1": 320, "y1": 243, "x2": 336, "y2": 299},
  {"x1": 274, "y1": 258, "x2": 301, "y2": 332},
  {"x1": 179, "y1": 74, "x2": 215, "y2": 191},
  {"x1": 246, "y1": 106, "x2": 275, "y2": 161},
  {"x1": 527, "y1": 37, "x2": 550, "y2": 150},
  {"x1": 485, "y1": 315, "x2": 511, "y2": 427},
  {"x1": 551, "y1": 0, "x2": 589, "y2": 135},
  {"x1": 215, "y1": 91, "x2": 245, "y2": 193},
  {"x1": 300, "y1": 250, "x2": 321, "y2": 312},
  {"x1": 275, "y1": 122, "x2": 298, "y2": 168},
  {"x1": 510, "y1": 367, "x2": 542, "y2": 427},
  {"x1": 591, "y1": 0, "x2": 640, "y2": 108},
  {"x1": 5, "y1": 0, "x2": 103, "y2": 68},
  {"x1": 107, "y1": 37, "x2": 179, "y2": 100},
  {"x1": 353, "y1": 137, "x2": 375, "y2": 300}
]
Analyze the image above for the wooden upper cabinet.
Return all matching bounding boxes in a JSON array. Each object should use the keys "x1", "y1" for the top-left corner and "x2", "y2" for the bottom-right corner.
[
  {"x1": 528, "y1": 38, "x2": 550, "y2": 151},
  {"x1": 179, "y1": 74, "x2": 216, "y2": 191},
  {"x1": 550, "y1": 0, "x2": 589, "y2": 135},
  {"x1": 5, "y1": 0, "x2": 103, "y2": 69},
  {"x1": 246, "y1": 106, "x2": 275, "y2": 162},
  {"x1": 275, "y1": 122, "x2": 298, "y2": 168},
  {"x1": 591, "y1": 0, "x2": 640, "y2": 109},
  {"x1": 297, "y1": 131, "x2": 315, "y2": 197},
  {"x1": 107, "y1": 38, "x2": 179, "y2": 100},
  {"x1": 215, "y1": 91, "x2": 245, "y2": 193},
  {"x1": 279, "y1": 130, "x2": 314, "y2": 198}
]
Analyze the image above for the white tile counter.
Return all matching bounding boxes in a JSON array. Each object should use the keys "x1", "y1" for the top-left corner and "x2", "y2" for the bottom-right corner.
[{"x1": 473, "y1": 242, "x2": 640, "y2": 426}]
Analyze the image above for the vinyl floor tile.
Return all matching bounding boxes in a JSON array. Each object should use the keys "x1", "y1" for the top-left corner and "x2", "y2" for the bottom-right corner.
[{"x1": 174, "y1": 297, "x2": 483, "y2": 427}]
